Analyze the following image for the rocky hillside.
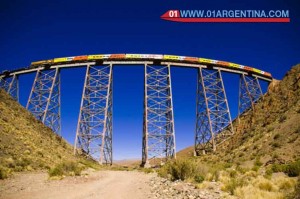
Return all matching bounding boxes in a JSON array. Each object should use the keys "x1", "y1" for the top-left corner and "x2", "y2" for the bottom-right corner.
[
  {"x1": 178, "y1": 64, "x2": 300, "y2": 167},
  {"x1": 0, "y1": 89, "x2": 95, "y2": 178},
  {"x1": 165, "y1": 64, "x2": 300, "y2": 199}
]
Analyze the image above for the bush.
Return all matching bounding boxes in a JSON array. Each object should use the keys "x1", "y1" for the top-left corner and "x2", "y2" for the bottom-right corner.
[
  {"x1": 285, "y1": 160, "x2": 300, "y2": 177},
  {"x1": 292, "y1": 177, "x2": 300, "y2": 199},
  {"x1": 255, "y1": 157, "x2": 263, "y2": 167},
  {"x1": 194, "y1": 174, "x2": 204, "y2": 183},
  {"x1": 158, "y1": 158, "x2": 206, "y2": 182},
  {"x1": 272, "y1": 160, "x2": 300, "y2": 177},
  {"x1": 142, "y1": 168, "x2": 154, "y2": 174},
  {"x1": 279, "y1": 115, "x2": 287, "y2": 123},
  {"x1": 49, "y1": 161, "x2": 84, "y2": 177},
  {"x1": 267, "y1": 126, "x2": 275, "y2": 132},
  {"x1": 272, "y1": 142, "x2": 281, "y2": 148},
  {"x1": 0, "y1": 166, "x2": 9, "y2": 179},
  {"x1": 168, "y1": 159, "x2": 197, "y2": 181},
  {"x1": 252, "y1": 165, "x2": 260, "y2": 172},
  {"x1": 294, "y1": 125, "x2": 300, "y2": 134},
  {"x1": 258, "y1": 181, "x2": 274, "y2": 191},
  {"x1": 274, "y1": 133, "x2": 281, "y2": 140},
  {"x1": 222, "y1": 178, "x2": 239, "y2": 195}
]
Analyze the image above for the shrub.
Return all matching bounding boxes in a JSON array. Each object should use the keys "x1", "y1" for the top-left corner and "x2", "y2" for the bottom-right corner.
[
  {"x1": 228, "y1": 169, "x2": 237, "y2": 178},
  {"x1": 48, "y1": 161, "x2": 84, "y2": 177},
  {"x1": 255, "y1": 157, "x2": 263, "y2": 167},
  {"x1": 49, "y1": 165, "x2": 64, "y2": 177},
  {"x1": 158, "y1": 164, "x2": 169, "y2": 178},
  {"x1": 272, "y1": 142, "x2": 281, "y2": 148},
  {"x1": 279, "y1": 115, "x2": 287, "y2": 123},
  {"x1": 78, "y1": 159, "x2": 101, "y2": 170},
  {"x1": 292, "y1": 177, "x2": 300, "y2": 199},
  {"x1": 272, "y1": 160, "x2": 300, "y2": 177},
  {"x1": 265, "y1": 168, "x2": 273, "y2": 176},
  {"x1": 0, "y1": 166, "x2": 9, "y2": 179},
  {"x1": 16, "y1": 158, "x2": 30, "y2": 167},
  {"x1": 238, "y1": 152, "x2": 245, "y2": 157},
  {"x1": 267, "y1": 126, "x2": 275, "y2": 132},
  {"x1": 194, "y1": 174, "x2": 204, "y2": 183},
  {"x1": 158, "y1": 158, "x2": 208, "y2": 182},
  {"x1": 294, "y1": 125, "x2": 300, "y2": 134},
  {"x1": 142, "y1": 168, "x2": 154, "y2": 174},
  {"x1": 285, "y1": 160, "x2": 300, "y2": 177},
  {"x1": 258, "y1": 181, "x2": 274, "y2": 191},
  {"x1": 278, "y1": 179, "x2": 293, "y2": 191},
  {"x1": 168, "y1": 159, "x2": 197, "y2": 181},
  {"x1": 236, "y1": 165, "x2": 248, "y2": 174},
  {"x1": 222, "y1": 178, "x2": 239, "y2": 195},
  {"x1": 273, "y1": 133, "x2": 281, "y2": 140},
  {"x1": 252, "y1": 165, "x2": 260, "y2": 172}
]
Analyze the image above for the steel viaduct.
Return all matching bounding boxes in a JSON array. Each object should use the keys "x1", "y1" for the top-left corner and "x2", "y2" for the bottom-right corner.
[{"x1": 0, "y1": 54, "x2": 272, "y2": 167}]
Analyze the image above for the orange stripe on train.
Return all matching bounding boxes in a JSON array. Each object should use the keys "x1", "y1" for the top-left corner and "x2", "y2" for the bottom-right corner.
[
  {"x1": 73, "y1": 56, "x2": 88, "y2": 61},
  {"x1": 110, "y1": 54, "x2": 126, "y2": 59}
]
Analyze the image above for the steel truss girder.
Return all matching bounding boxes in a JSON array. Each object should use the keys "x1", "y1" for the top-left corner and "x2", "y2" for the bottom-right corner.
[
  {"x1": 238, "y1": 74, "x2": 263, "y2": 115},
  {"x1": 26, "y1": 69, "x2": 61, "y2": 135},
  {"x1": 195, "y1": 68, "x2": 234, "y2": 155},
  {"x1": 74, "y1": 64, "x2": 113, "y2": 164},
  {"x1": 142, "y1": 64, "x2": 176, "y2": 167},
  {"x1": 0, "y1": 75, "x2": 19, "y2": 101}
]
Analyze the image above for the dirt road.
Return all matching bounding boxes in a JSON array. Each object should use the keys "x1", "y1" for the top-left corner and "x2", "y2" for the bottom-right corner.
[{"x1": 0, "y1": 170, "x2": 153, "y2": 199}]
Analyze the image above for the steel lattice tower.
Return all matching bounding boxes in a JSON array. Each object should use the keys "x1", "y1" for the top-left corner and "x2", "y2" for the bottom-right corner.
[
  {"x1": 238, "y1": 74, "x2": 263, "y2": 115},
  {"x1": 195, "y1": 68, "x2": 234, "y2": 155},
  {"x1": 0, "y1": 75, "x2": 19, "y2": 101},
  {"x1": 26, "y1": 69, "x2": 61, "y2": 135},
  {"x1": 142, "y1": 64, "x2": 176, "y2": 167},
  {"x1": 74, "y1": 64, "x2": 113, "y2": 164}
]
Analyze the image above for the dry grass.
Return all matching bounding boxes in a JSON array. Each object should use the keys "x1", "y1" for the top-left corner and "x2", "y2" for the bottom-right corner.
[
  {"x1": 174, "y1": 64, "x2": 300, "y2": 198},
  {"x1": 219, "y1": 169, "x2": 296, "y2": 198},
  {"x1": 0, "y1": 89, "x2": 99, "y2": 179}
]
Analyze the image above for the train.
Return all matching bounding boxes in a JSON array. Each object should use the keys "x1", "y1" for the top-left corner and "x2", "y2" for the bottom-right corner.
[{"x1": 3, "y1": 54, "x2": 272, "y2": 78}]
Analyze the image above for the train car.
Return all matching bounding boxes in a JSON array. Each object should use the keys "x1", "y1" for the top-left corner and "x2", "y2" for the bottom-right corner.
[
  {"x1": 252, "y1": 68, "x2": 262, "y2": 74},
  {"x1": 228, "y1": 62, "x2": 240, "y2": 68},
  {"x1": 217, "y1": 61, "x2": 230, "y2": 67},
  {"x1": 244, "y1": 66, "x2": 254, "y2": 72},
  {"x1": 184, "y1": 56, "x2": 198, "y2": 63},
  {"x1": 264, "y1": 72, "x2": 272, "y2": 78},
  {"x1": 109, "y1": 54, "x2": 126, "y2": 59},
  {"x1": 199, "y1": 58, "x2": 217, "y2": 64},
  {"x1": 142, "y1": 54, "x2": 159, "y2": 59},
  {"x1": 125, "y1": 54, "x2": 143, "y2": 59},
  {"x1": 73, "y1": 55, "x2": 88, "y2": 61},
  {"x1": 150, "y1": 54, "x2": 163, "y2": 60},
  {"x1": 87, "y1": 54, "x2": 111, "y2": 60},
  {"x1": 30, "y1": 59, "x2": 53, "y2": 68},
  {"x1": 238, "y1": 65, "x2": 245, "y2": 69},
  {"x1": 163, "y1": 55, "x2": 185, "y2": 61},
  {"x1": 54, "y1": 57, "x2": 68, "y2": 63}
]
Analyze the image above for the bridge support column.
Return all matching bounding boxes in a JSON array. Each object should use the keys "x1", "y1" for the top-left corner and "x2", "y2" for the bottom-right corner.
[
  {"x1": 26, "y1": 69, "x2": 61, "y2": 135},
  {"x1": 238, "y1": 74, "x2": 263, "y2": 115},
  {"x1": 0, "y1": 75, "x2": 19, "y2": 101},
  {"x1": 74, "y1": 64, "x2": 113, "y2": 165},
  {"x1": 142, "y1": 64, "x2": 176, "y2": 167},
  {"x1": 195, "y1": 68, "x2": 234, "y2": 155}
]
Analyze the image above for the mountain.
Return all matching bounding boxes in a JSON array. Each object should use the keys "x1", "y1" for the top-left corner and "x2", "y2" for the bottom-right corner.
[
  {"x1": 178, "y1": 64, "x2": 300, "y2": 166},
  {"x1": 0, "y1": 89, "x2": 95, "y2": 178}
]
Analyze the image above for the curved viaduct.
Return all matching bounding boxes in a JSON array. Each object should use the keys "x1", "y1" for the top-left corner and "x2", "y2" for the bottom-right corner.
[{"x1": 0, "y1": 54, "x2": 272, "y2": 166}]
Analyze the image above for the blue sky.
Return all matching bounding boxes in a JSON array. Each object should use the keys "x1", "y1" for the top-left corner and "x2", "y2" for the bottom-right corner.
[{"x1": 0, "y1": 0, "x2": 299, "y2": 160}]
